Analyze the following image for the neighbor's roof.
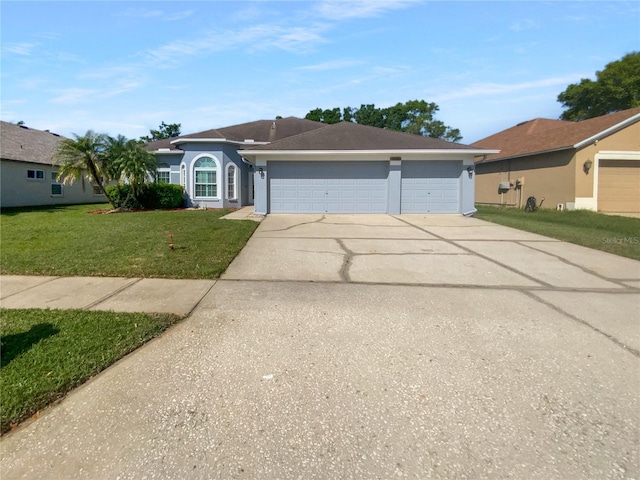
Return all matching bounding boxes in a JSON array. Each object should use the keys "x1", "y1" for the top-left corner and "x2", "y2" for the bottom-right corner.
[
  {"x1": 145, "y1": 117, "x2": 326, "y2": 152},
  {"x1": 240, "y1": 121, "x2": 484, "y2": 152},
  {"x1": 473, "y1": 106, "x2": 640, "y2": 163},
  {"x1": 0, "y1": 121, "x2": 64, "y2": 165}
]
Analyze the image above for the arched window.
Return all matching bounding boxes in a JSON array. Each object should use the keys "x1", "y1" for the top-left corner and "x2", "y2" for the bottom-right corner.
[
  {"x1": 193, "y1": 156, "x2": 218, "y2": 198},
  {"x1": 226, "y1": 164, "x2": 237, "y2": 200}
]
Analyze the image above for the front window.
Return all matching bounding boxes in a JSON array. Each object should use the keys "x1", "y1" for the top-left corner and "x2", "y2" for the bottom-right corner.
[
  {"x1": 194, "y1": 157, "x2": 218, "y2": 198},
  {"x1": 227, "y1": 164, "x2": 237, "y2": 200},
  {"x1": 180, "y1": 164, "x2": 186, "y2": 188},
  {"x1": 157, "y1": 163, "x2": 170, "y2": 183}
]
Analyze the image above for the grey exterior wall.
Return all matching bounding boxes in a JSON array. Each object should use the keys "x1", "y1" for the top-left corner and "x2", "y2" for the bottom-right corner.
[
  {"x1": 1, "y1": 159, "x2": 106, "y2": 208},
  {"x1": 154, "y1": 145, "x2": 252, "y2": 209}
]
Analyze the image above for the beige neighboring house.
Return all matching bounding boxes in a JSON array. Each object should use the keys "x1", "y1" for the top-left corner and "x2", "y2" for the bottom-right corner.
[
  {"x1": 472, "y1": 107, "x2": 640, "y2": 214},
  {"x1": 0, "y1": 121, "x2": 106, "y2": 208}
]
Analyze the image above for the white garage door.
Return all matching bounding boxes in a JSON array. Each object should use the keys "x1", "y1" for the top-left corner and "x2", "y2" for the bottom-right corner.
[
  {"x1": 269, "y1": 161, "x2": 388, "y2": 213},
  {"x1": 401, "y1": 161, "x2": 461, "y2": 213}
]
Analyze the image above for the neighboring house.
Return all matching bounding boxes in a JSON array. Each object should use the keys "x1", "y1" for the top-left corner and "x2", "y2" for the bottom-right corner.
[
  {"x1": 472, "y1": 107, "x2": 640, "y2": 213},
  {"x1": 0, "y1": 121, "x2": 106, "y2": 208},
  {"x1": 148, "y1": 117, "x2": 496, "y2": 215}
]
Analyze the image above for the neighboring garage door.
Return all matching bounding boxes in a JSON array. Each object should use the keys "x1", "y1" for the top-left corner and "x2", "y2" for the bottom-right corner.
[
  {"x1": 598, "y1": 159, "x2": 640, "y2": 213},
  {"x1": 401, "y1": 161, "x2": 461, "y2": 213},
  {"x1": 269, "y1": 161, "x2": 388, "y2": 213}
]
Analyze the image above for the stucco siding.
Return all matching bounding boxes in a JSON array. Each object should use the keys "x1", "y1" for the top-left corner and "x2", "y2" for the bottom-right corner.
[
  {"x1": 1, "y1": 160, "x2": 106, "y2": 208},
  {"x1": 475, "y1": 150, "x2": 575, "y2": 209}
]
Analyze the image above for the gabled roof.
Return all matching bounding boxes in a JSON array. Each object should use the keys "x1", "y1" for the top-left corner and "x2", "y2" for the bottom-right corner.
[
  {"x1": 145, "y1": 117, "x2": 326, "y2": 152},
  {"x1": 0, "y1": 121, "x2": 64, "y2": 165},
  {"x1": 241, "y1": 121, "x2": 482, "y2": 152},
  {"x1": 473, "y1": 107, "x2": 640, "y2": 163}
]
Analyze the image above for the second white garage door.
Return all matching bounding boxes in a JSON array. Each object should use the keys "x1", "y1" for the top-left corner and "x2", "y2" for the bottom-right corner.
[
  {"x1": 269, "y1": 161, "x2": 388, "y2": 213},
  {"x1": 401, "y1": 161, "x2": 462, "y2": 213}
]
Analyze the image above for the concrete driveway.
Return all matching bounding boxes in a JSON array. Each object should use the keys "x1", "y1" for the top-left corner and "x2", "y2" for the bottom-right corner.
[{"x1": 1, "y1": 214, "x2": 639, "y2": 479}]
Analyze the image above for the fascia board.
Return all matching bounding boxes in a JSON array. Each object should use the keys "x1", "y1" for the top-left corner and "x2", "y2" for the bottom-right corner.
[
  {"x1": 238, "y1": 149, "x2": 499, "y2": 157},
  {"x1": 574, "y1": 113, "x2": 640, "y2": 149}
]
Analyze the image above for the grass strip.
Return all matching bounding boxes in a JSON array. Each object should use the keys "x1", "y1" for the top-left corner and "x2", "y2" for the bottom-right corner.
[
  {"x1": 0, "y1": 204, "x2": 258, "y2": 279},
  {"x1": 475, "y1": 206, "x2": 640, "y2": 260},
  {"x1": 0, "y1": 308, "x2": 181, "y2": 433}
]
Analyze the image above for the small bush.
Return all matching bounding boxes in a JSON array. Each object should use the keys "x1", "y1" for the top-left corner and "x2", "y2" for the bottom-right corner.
[{"x1": 105, "y1": 183, "x2": 184, "y2": 210}]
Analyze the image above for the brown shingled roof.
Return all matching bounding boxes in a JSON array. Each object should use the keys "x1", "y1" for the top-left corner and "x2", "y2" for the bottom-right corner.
[
  {"x1": 243, "y1": 121, "x2": 478, "y2": 151},
  {"x1": 0, "y1": 121, "x2": 64, "y2": 165},
  {"x1": 473, "y1": 107, "x2": 640, "y2": 163},
  {"x1": 144, "y1": 117, "x2": 326, "y2": 152}
]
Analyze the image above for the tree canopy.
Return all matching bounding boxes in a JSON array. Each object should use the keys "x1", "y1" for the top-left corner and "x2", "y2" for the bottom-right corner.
[
  {"x1": 304, "y1": 100, "x2": 462, "y2": 142},
  {"x1": 54, "y1": 131, "x2": 158, "y2": 208},
  {"x1": 557, "y1": 52, "x2": 640, "y2": 121},
  {"x1": 140, "y1": 121, "x2": 181, "y2": 142}
]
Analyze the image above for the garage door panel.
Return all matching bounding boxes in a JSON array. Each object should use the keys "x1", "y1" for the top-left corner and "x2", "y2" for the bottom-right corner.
[
  {"x1": 269, "y1": 161, "x2": 388, "y2": 213},
  {"x1": 401, "y1": 161, "x2": 461, "y2": 213},
  {"x1": 598, "y1": 160, "x2": 640, "y2": 213}
]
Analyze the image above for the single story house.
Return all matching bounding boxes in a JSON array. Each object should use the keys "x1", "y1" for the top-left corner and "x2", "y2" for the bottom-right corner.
[
  {"x1": 472, "y1": 107, "x2": 640, "y2": 213},
  {"x1": 147, "y1": 117, "x2": 497, "y2": 215},
  {"x1": 0, "y1": 121, "x2": 106, "y2": 208}
]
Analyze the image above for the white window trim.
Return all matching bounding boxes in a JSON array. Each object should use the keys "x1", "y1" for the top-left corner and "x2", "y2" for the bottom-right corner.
[
  {"x1": 157, "y1": 163, "x2": 171, "y2": 184},
  {"x1": 226, "y1": 163, "x2": 238, "y2": 200},
  {"x1": 51, "y1": 170, "x2": 63, "y2": 196},
  {"x1": 27, "y1": 169, "x2": 45, "y2": 181},
  {"x1": 192, "y1": 154, "x2": 221, "y2": 200}
]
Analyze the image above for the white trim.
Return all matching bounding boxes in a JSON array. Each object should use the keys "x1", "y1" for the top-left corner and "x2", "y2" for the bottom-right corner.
[
  {"x1": 592, "y1": 151, "x2": 640, "y2": 212},
  {"x1": 574, "y1": 197, "x2": 597, "y2": 211},
  {"x1": 225, "y1": 163, "x2": 238, "y2": 201},
  {"x1": 239, "y1": 148, "x2": 498, "y2": 156},
  {"x1": 191, "y1": 153, "x2": 221, "y2": 200},
  {"x1": 153, "y1": 150, "x2": 183, "y2": 155},
  {"x1": 574, "y1": 114, "x2": 640, "y2": 149},
  {"x1": 180, "y1": 163, "x2": 186, "y2": 189}
]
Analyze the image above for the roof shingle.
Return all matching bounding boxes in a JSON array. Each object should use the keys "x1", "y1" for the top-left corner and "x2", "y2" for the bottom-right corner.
[
  {"x1": 473, "y1": 107, "x2": 640, "y2": 162},
  {"x1": 243, "y1": 121, "x2": 478, "y2": 151},
  {"x1": 0, "y1": 121, "x2": 64, "y2": 165}
]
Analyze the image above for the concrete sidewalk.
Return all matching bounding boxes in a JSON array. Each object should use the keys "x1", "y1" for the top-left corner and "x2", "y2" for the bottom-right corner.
[{"x1": 0, "y1": 275, "x2": 215, "y2": 316}]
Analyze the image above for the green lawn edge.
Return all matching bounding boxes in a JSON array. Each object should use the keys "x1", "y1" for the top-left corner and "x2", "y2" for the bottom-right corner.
[
  {"x1": 0, "y1": 308, "x2": 182, "y2": 434},
  {"x1": 475, "y1": 206, "x2": 640, "y2": 260}
]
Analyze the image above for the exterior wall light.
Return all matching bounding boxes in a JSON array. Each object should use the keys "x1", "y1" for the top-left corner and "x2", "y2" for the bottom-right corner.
[
  {"x1": 258, "y1": 167, "x2": 265, "y2": 178},
  {"x1": 583, "y1": 159, "x2": 593, "y2": 174},
  {"x1": 466, "y1": 167, "x2": 474, "y2": 179}
]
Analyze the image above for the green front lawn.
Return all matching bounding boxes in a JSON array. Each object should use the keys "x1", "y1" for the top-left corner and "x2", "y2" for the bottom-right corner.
[
  {"x1": 475, "y1": 206, "x2": 640, "y2": 260},
  {"x1": 0, "y1": 204, "x2": 258, "y2": 278},
  {"x1": 0, "y1": 308, "x2": 181, "y2": 433}
]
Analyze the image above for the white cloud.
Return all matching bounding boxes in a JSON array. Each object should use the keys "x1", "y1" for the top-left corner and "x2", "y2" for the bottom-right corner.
[
  {"x1": 2, "y1": 42, "x2": 40, "y2": 56},
  {"x1": 434, "y1": 75, "x2": 585, "y2": 102},
  {"x1": 297, "y1": 59, "x2": 364, "y2": 71},
  {"x1": 118, "y1": 8, "x2": 194, "y2": 21},
  {"x1": 50, "y1": 88, "x2": 98, "y2": 104},
  {"x1": 314, "y1": 0, "x2": 420, "y2": 21},
  {"x1": 509, "y1": 19, "x2": 540, "y2": 32}
]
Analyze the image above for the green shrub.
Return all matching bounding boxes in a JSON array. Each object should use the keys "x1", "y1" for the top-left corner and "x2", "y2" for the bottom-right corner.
[{"x1": 105, "y1": 183, "x2": 184, "y2": 210}]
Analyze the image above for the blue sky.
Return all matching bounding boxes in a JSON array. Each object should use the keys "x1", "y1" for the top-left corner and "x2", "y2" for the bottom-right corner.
[{"x1": 1, "y1": 1, "x2": 638, "y2": 143}]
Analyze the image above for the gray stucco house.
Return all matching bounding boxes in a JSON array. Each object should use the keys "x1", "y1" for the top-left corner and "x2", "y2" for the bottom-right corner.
[
  {"x1": 0, "y1": 121, "x2": 106, "y2": 208},
  {"x1": 147, "y1": 117, "x2": 497, "y2": 215}
]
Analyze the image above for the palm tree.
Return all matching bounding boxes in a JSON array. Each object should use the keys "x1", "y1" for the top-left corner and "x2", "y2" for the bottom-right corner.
[
  {"x1": 53, "y1": 130, "x2": 115, "y2": 207},
  {"x1": 104, "y1": 135, "x2": 158, "y2": 205}
]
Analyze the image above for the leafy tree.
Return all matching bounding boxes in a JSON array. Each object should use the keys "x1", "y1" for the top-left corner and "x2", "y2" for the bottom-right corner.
[
  {"x1": 104, "y1": 135, "x2": 158, "y2": 205},
  {"x1": 53, "y1": 130, "x2": 115, "y2": 207},
  {"x1": 140, "y1": 121, "x2": 181, "y2": 142},
  {"x1": 304, "y1": 100, "x2": 462, "y2": 141},
  {"x1": 54, "y1": 131, "x2": 159, "y2": 209},
  {"x1": 558, "y1": 52, "x2": 640, "y2": 121}
]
